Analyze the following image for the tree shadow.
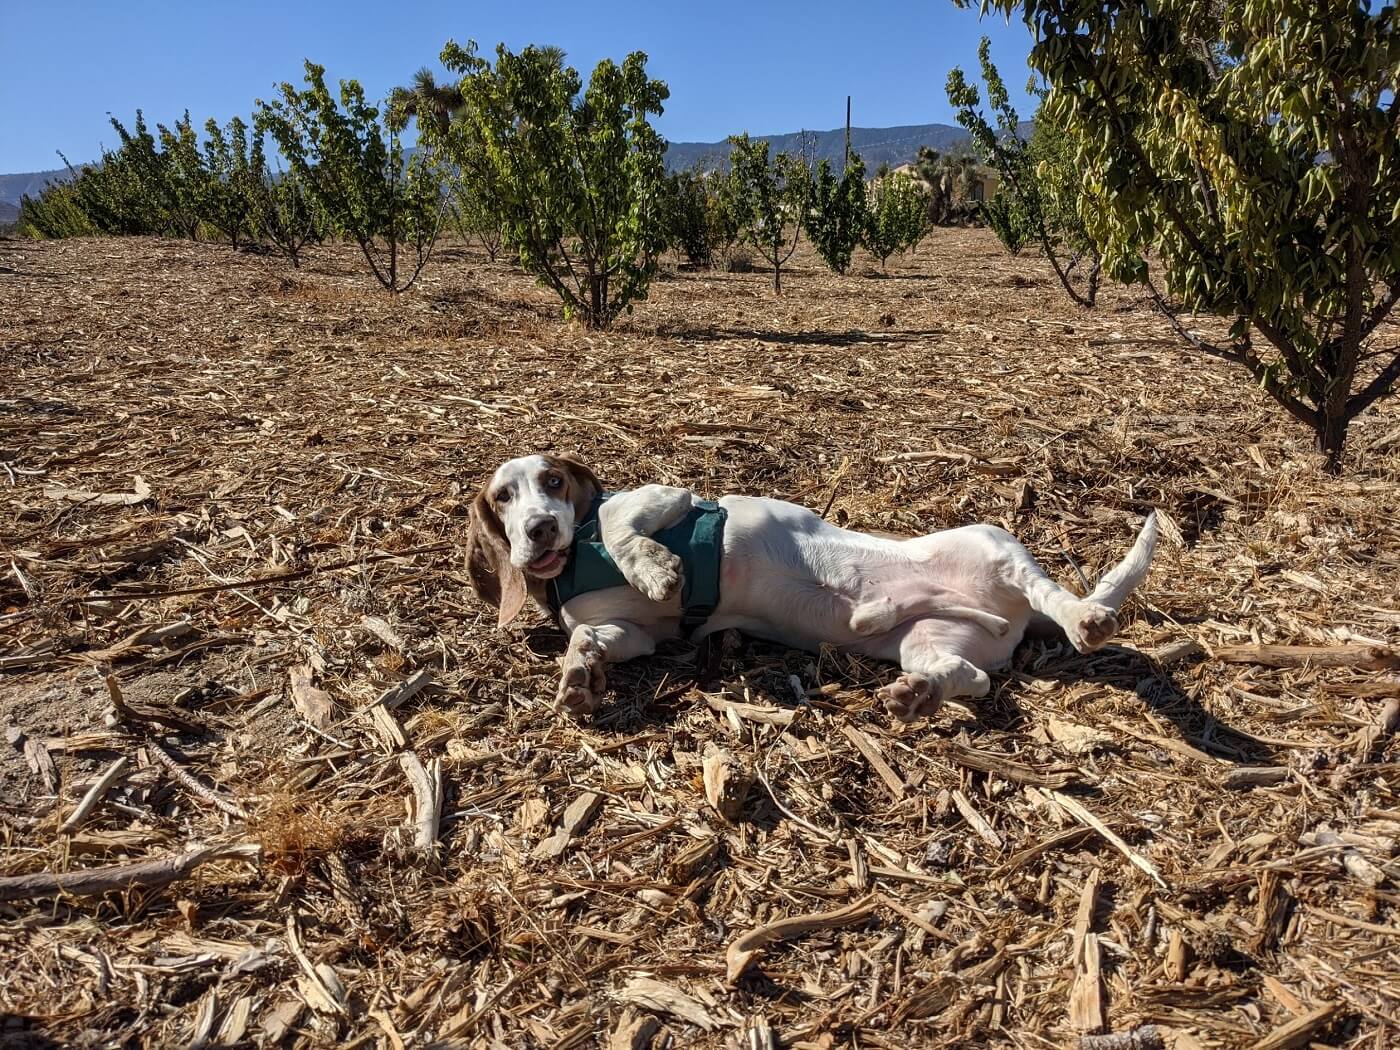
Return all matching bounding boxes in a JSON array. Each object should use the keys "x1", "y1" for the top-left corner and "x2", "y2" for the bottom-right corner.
[
  {"x1": 657, "y1": 326, "x2": 951, "y2": 348},
  {"x1": 0, "y1": 1016, "x2": 69, "y2": 1050},
  {"x1": 1005, "y1": 641, "x2": 1275, "y2": 763}
]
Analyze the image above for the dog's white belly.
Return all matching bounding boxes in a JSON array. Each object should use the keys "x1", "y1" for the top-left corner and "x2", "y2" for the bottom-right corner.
[{"x1": 700, "y1": 497, "x2": 1033, "y2": 666}]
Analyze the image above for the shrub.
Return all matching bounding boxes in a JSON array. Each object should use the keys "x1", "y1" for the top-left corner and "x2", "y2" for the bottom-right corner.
[
  {"x1": 154, "y1": 113, "x2": 209, "y2": 239},
  {"x1": 662, "y1": 168, "x2": 714, "y2": 267},
  {"x1": 249, "y1": 155, "x2": 322, "y2": 268},
  {"x1": 18, "y1": 181, "x2": 94, "y2": 239},
  {"x1": 67, "y1": 114, "x2": 177, "y2": 236},
  {"x1": 862, "y1": 169, "x2": 929, "y2": 270},
  {"x1": 980, "y1": 190, "x2": 1034, "y2": 255},
  {"x1": 257, "y1": 61, "x2": 446, "y2": 293},
  {"x1": 804, "y1": 155, "x2": 867, "y2": 275},
  {"x1": 202, "y1": 116, "x2": 262, "y2": 249},
  {"x1": 448, "y1": 187, "x2": 504, "y2": 261},
  {"x1": 434, "y1": 41, "x2": 670, "y2": 328}
]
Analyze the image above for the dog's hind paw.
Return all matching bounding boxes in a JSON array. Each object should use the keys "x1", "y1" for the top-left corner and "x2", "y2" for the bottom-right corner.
[
  {"x1": 1065, "y1": 601, "x2": 1118, "y2": 654},
  {"x1": 879, "y1": 672, "x2": 939, "y2": 722},
  {"x1": 878, "y1": 658, "x2": 990, "y2": 723}
]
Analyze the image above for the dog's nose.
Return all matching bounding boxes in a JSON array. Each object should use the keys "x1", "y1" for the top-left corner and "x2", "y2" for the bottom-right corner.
[{"x1": 527, "y1": 516, "x2": 558, "y2": 544}]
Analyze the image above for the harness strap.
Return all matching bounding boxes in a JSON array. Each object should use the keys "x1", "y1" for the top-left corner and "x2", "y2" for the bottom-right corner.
[{"x1": 545, "y1": 493, "x2": 726, "y2": 638}]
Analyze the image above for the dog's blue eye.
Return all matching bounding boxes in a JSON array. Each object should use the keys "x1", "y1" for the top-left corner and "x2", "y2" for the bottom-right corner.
[{"x1": 546, "y1": 476, "x2": 562, "y2": 489}]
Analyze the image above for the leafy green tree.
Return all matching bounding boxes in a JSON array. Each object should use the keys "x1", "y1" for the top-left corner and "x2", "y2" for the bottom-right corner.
[
  {"x1": 948, "y1": 38, "x2": 1100, "y2": 305},
  {"x1": 18, "y1": 181, "x2": 95, "y2": 239},
  {"x1": 257, "y1": 62, "x2": 445, "y2": 293},
  {"x1": 728, "y1": 133, "x2": 810, "y2": 293},
  {"x1": 971, "y1": 1, "x2": 1400, "y2": 468},
  {"x1": 447, "y1": 186, "x2": 505, "y2": 261},
  {"x1": 706, "y1": 167, "x2": 746, "y2": 266},
  {"x1": 662, "y1": 167, "x2": 716, "y2": 266},
  {"x1": 155, "y1": 113, "x2": 210, "y2": 239},
  {"x1": 202, "y1": 116, "x2": 262, "y2": 248},
  {"x1": 863, "y1": 169, "x2": 929, "y2": 270},
  {"x1": 981, "y1": 190, "x2": 1034, "y2": 255},
  {"x1": 248, "y1": 148, "x2": 322, "y2": 268},
  {"x1": 432, "y1": 41, "x2": 670, "y2": 329},
  {"x1": 804, "y1": 154, "x2": 867, "y2": 275},
  {"x1": 79, "y1": 114, "x2": 180, "y2": 235}
]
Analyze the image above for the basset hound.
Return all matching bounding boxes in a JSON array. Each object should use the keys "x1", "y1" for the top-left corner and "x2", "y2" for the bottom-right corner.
[{"x1": 467, "y1": 454, "x2": 1158, "y2": 720}]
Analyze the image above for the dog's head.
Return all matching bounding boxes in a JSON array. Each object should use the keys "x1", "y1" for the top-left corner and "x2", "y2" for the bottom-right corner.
[{"x1": 465, "y1": 454, "x2": 601, "y2": 627}]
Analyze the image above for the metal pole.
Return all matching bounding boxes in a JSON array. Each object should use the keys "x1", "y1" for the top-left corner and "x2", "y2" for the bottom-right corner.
[{"x1": 845, "y1": 95, "x2": 851, "y2": 173}]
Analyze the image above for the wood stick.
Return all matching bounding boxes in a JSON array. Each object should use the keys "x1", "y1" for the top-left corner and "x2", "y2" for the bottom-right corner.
[
  {"x1": 147, "y1": 740, "x2": 248, "y2": 820},
  {"x1": 1078, "y1": 1028, "x2": 1164, "y2": 1050},
  {"x1": 0, "y1": 841, "x2": 260, "y2": 902},
  {"x1": 935, "y1": 739, "x2": 1074, "y2": 789},
  {"x1": 58, "y1": 756, "x2": 130, "y2": 834},
  {"x1": 1050, "y1": 791, "x2": 1168, "y2": 889},
  {"x1": 1213, "y1": 643, "x2": 1400, "y2": 671},
  {"x1": 841, "y1": 725, "x2": 906, "y2": 801},
  {"x1": 726, "y1": 894, "x2": 878, "y2": 982},
  {"x1": 399, "y1": 753, "x2": 444, "y2": 853},
  {"x1": 951, "y1": 789, "x2": 1003, "y2": 850},
  {"x1": 1248, "y1": 1001, "x2": 1338, "y2": 1050}
]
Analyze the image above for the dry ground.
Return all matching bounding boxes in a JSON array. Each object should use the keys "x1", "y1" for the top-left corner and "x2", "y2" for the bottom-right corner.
[{"x1": 1, "y1": 229, "x2": 1398, "y2": 1050}]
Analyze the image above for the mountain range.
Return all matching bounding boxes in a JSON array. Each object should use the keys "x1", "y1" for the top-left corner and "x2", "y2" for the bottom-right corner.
[{"x1": 662, "y1": 122, "x2": 983, "y2": 172}]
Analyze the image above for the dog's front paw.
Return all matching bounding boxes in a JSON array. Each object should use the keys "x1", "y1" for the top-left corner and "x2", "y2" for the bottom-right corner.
[
  {"x1": 557, "y1": 633, "x2": 608, "y2": 717},
  {"x1": 1065, "y1": 601, "x2": 1119, "y2": 654},
  {"x1": 622, "y1": 539, "x2": 682, "y2": 603}
]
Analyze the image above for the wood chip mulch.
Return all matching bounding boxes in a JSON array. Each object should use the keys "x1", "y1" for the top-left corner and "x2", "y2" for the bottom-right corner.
[{"x1": 1, "y1": 229, "x2": 1398, "y2": 1049}]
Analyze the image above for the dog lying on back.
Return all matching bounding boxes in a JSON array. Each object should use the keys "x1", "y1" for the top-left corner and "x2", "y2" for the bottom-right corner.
[{"x1": 467, "y1": 454, "x2": 1158, "y2": 720}]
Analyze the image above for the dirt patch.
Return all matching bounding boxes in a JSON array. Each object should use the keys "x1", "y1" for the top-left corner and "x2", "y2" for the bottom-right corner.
[{"x1": 1, "y1": 230, "x2": 1398, "y2": 1047}]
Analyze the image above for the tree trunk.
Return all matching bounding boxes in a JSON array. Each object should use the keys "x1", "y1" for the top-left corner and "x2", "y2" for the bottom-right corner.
[{"x1": 1316, "y1": 408, "x2": 1348, "y2": 474}]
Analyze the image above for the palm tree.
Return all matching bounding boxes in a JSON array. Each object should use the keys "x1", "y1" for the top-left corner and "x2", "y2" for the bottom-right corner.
[{"x1": 389, "y1": 68, "x2": 465, "y2": 135}]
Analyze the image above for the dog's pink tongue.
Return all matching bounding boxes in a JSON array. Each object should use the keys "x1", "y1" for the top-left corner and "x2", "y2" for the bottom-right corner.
[{"x1": 529, "y1": 551, "x2": 561, "y2": 573}]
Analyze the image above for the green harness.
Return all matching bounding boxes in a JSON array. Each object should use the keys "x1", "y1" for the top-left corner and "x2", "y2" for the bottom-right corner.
[{"x1": 546, "y1": 493, "x2": 727, "y2": 637}]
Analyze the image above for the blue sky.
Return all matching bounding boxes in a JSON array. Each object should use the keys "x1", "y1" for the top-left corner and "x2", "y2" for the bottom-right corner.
[{"x1": 1, "y1": 1, "x2": 1037, "y2": 173}]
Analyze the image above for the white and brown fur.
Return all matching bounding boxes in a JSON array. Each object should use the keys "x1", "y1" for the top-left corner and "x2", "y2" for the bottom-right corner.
[{"x1": 467, "y1": 454, "x2": 1158, "y2": 721}]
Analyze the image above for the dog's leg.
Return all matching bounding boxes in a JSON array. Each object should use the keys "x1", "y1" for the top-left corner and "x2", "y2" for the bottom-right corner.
[
  {"x1": 991, "y1": 536, "x2": 1119, "y2": 654},
  {"x1": 850, "y1": 595, "x2": 1010, "y2": 638},
  {"x1": 877, "y1": 623, "x2": 991, "y2": 722},
  {"x1": 557, "y1": 620, "x2": 657, "y2": 717},
  {"x1": 863, "y1": 618, "x2": 992, "y2": 722},
  {"x1": 598, "y1": 485, "x2": 696, "y2": 602}
]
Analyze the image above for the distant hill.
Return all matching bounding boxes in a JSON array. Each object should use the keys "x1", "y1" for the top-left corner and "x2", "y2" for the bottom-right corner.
[
  {"x1": 0, "y1": 200, "x2": 19, "y2": 224},
  {"x1": 663, "y1": 122, "x2": 1013, "y2": 172},
  {"x1": 0, "y1": 167, "x2": 76, "y2": 207}
]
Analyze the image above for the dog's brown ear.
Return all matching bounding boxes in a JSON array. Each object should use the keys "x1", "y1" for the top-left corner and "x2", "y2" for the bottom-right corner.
[
  {"x1": 466, "y1": 489, "x2": 528, "y2": 628},
  {"x1": 549, "y1": 455, "x2": 602, "y2": 520}
]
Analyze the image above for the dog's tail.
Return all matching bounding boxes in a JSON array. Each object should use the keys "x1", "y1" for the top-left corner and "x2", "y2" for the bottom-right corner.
[{"x1": 1085, "y1": 511, "x2": 1158, "y2": 612}]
